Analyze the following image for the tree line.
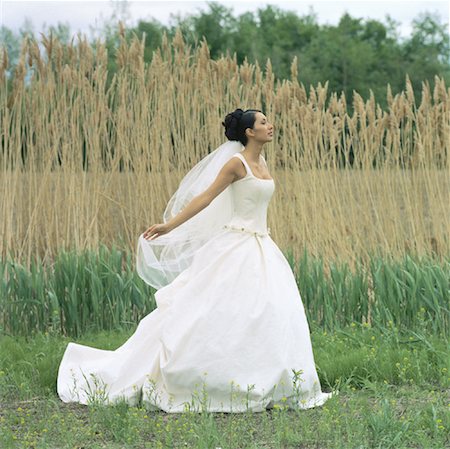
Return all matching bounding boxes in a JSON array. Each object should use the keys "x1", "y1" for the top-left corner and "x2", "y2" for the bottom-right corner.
[{"x1": 1, "y1": 2, "x2": 449, "y2": 111}]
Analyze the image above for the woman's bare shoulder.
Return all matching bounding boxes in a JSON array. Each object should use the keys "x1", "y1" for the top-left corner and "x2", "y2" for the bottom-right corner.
[{"x1": 224, "y1": 155, "x2": 246, "y2": 179}]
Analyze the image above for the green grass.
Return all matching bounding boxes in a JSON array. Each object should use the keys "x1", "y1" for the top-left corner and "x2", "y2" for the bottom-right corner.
[
  {"x1": 1, "y1": 246, "x2": 449, "y2": 338},
  {"x1": 0, "y1": 324, "x2": 448, "y2": 448},
  {"x1": 1, "y1": 248, "x2": 449, "y2": 446}
]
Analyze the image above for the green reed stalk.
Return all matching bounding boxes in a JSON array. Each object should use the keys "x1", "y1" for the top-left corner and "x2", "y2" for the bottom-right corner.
[{"x1": 1, "y1": 248, "x2": 448, "y2": 338}]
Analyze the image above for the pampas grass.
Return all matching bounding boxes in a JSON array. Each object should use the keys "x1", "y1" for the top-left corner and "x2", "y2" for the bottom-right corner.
[{"x1": 0, "y1": 28, "x2": 448, "y2": 270}]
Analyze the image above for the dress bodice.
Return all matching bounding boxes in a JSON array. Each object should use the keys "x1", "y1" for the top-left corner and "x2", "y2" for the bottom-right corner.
[{"x1": 226, "y1": 153, "x2": 275, "y2": 235}]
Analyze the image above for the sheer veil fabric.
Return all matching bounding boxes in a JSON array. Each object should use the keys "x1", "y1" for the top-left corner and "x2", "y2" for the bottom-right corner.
[{"x1": 136, "y1": 140, "x2": 244, "y2": 289}]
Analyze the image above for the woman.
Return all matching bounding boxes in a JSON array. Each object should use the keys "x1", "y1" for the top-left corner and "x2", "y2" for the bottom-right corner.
[{"x1": 57, "y1": 108, "x2": 336, "y2": 412}]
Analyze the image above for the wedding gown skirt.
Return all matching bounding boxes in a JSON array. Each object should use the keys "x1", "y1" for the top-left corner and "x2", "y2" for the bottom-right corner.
[{"x1": 57, "y1": 153, "x2": 334, "y2": 412}]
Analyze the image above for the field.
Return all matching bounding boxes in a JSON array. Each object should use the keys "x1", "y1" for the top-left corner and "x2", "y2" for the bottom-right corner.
[
  {"x1": 1, "y1": 168, "x2": 449, "y2": 270},
  {"x1": 1, "y1": 249, "x2": 449, "y2": 447},
  {"x1": 0, "y1": 31, "x2": 449, "y2": 448},
  {"x1": 0, "y1": 30, "x2": 449, "y2": 265},
  {"x1": 0, "y1": 322, "x2": 449, "y2": 448}
]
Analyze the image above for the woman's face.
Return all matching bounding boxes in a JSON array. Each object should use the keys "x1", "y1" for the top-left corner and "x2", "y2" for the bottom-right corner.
[{"x1": 246, "y1": 112, "x2": 274, "y2": 143}]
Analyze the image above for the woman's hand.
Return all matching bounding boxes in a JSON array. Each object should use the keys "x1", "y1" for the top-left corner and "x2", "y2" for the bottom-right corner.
[{"x1": 143, "y1": 223, "x2": 172, "y2": 240}]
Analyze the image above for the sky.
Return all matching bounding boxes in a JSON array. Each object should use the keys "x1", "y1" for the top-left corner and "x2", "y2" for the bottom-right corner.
[{"x1": 1, "y1": 0, "x2": 449, "y2": 41}]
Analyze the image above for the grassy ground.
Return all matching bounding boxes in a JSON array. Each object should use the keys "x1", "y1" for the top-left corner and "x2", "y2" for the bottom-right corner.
[{"x1": 0, "y1": 323, "x2": 449, "y2": 448}]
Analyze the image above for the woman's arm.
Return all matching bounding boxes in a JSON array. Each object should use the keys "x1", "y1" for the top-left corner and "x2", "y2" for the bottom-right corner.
[{"x1": 143, "y1": 157, "x2": 244, "y2": 240}]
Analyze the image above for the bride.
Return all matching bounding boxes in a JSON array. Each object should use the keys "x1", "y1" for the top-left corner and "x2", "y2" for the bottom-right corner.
[{"x1": 57, "y1": 108, "x2": 336, "y2": 412}]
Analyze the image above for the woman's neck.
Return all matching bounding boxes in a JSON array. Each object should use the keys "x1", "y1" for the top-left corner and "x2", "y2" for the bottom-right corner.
[{"x1": 242, "y1": 141, "x2": 264, "y2": 163}]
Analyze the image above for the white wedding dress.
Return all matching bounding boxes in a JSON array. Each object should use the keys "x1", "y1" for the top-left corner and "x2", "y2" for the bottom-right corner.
[{"x1": 57, "y1": 152, "x2": 334, "y2": 412}]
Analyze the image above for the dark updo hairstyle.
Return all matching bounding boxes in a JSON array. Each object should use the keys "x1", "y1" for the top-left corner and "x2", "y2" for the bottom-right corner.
[{"x1": 222, "y1": 108, "x2": 262, "y2": 146}]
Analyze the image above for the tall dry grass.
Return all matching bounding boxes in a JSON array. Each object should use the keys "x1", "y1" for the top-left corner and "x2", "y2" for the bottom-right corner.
[{"x1": 0, "y1": 27, "x2": 449, "y2": 270}]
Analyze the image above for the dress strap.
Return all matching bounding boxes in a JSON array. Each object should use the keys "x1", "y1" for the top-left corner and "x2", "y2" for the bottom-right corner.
[
  {"x1": 260, "y1": 153, "x2": 268, "y2": 169},
  {"x1": 232, "y1": 153, "x2": 253, "y2": 176}
]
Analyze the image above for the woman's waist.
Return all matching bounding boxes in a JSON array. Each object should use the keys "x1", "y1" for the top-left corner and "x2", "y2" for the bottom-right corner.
[{"x1": 224, "y1": 218, "x2": 270, "y2": 237}]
